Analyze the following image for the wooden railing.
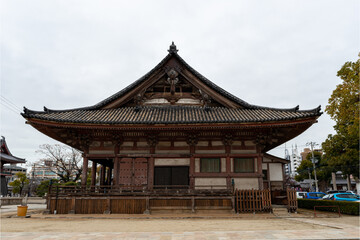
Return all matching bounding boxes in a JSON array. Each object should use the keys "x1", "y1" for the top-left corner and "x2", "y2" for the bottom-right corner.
[
  {"x1": 286, "y1": 188, "x2": 298, "y2": 212},
  {"x1": 48, "y1": 185, "x2": 232, "y2": 197},
  {"x1": 234, "y1": 189, "x2": 272, "y2": 213}
]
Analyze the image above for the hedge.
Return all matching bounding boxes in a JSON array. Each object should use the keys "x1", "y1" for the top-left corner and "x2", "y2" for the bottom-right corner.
[{"x1": 298, "y1": 199, "x2": 359, "y2": 216}]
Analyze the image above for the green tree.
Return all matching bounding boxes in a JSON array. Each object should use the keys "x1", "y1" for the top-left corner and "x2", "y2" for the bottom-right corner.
[
  {"x1": 36, "y1": 179, "x2": 59, "y2": 197},
  {"x1": 322, "y1": 55, "x2": 360, "y2": 179},
  {"x1": 9, "y1": 172, "x2": 29, "y2": 196},
  {"x1": 295, "y1": 152, "x2": 332, "y2": 191}
]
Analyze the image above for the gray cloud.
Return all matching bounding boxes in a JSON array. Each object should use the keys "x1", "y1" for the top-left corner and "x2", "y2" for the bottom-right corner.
[{"x1": 1, "y1": 0, "x2": 358, "y2": 163}]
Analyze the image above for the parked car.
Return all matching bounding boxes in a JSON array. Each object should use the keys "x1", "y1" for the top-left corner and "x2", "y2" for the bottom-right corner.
[
  {"x1": 304, "y1": 192, "x2": 326, "y2": 199},
  {"x1": 346, "y1": 190, "x2": 356, "y2": 195},
  {"x1": 296, "y1": 192, "x2": 307, "y2": 199},
  {"x1": 326, "y1": 190, "x2": 346, "y2": 194},
  {"x1": 329, "y1": 193, "x2": 360, "y2": 202},
  {"x1": 321, "y1": 194, "x2": 334, "y2": 200}
]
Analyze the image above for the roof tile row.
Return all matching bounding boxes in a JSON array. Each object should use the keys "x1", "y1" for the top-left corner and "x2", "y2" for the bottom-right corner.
[{"x1": 23, "y1": 106, "x2": 321, "y2": 125}]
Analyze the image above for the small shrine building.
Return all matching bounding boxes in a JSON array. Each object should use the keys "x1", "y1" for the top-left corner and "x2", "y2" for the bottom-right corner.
[
  {"x1": 0, "y1": 136, "x2": 26, "y2": 196},
  {"x1": 22, "y1": 43, "x2": 321, "y2": 193}
]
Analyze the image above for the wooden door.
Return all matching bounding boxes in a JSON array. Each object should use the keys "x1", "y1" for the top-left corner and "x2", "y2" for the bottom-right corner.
[
  {"x1": 119, "y1": 158, "x2": 133, "y2": 186},
  {"x1": 133, "y1": 158, "x2": 148, "y2": 186},
  {"x1": 118, "y1": 158, "x2": 148, "y2": 188}
]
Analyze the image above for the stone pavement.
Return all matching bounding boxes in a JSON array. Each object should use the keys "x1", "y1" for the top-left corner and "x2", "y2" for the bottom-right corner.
[
  {"x1": 1, "y1": 227, "x2": 359, "y2": 240},
  {"x1": 1, "y1": 205, "x2": 359, "y2": 240}
]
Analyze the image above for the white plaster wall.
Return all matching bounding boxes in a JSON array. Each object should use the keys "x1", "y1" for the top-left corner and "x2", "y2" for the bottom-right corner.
[
  {"x1": 196, "y1": 149, "x2": 225, "y2": 154},
  {"x1": 244, "y1": 141, "x2": 255, "y2": 146},
  {"x1": 195, "y1": 178, "x2": 227, "y2": 188},
  {"x1": 104, "y1": 141, "x2": 113, "y2": 147},
  {"x1": 120, "y1": 150, "x2": 151, "y2": 154},
  {"x1": 89, "y1": 150, "x2": 114, "y2": 154},
  {"x1": 232, "y1": 141, "x2": 242, "y2": 146},
  {"x1": 137, "y1": 141, "x2": 148, "y2": 147},
  {"x1": 221, "y1": 158, "x2": 226, "y2": 172},
  {"x1": 122, "y1": 141, "x2": 133, "y2": 147},
  {"x1": 195, "y1": 158, "x2": 200, "y2": 172},
  {"x1": 177, "y1": 98, "x2": 201, "y2": 104},
  {"x1": 155, "y1": 149, "x2": 190, "y2": 154},
  {"x1": 90, "y1": 141, "x2": 101, "y2": 147},
  {"x1": 144, "y1": 98, "x2": 168, "y2": 104},
  {"x1": 233, "y1": 178, "x2": 259, "y2": 190},
  {"x1": 174, "y1": 141, "x2": 188, "y2": 147},
  {"x1": 269, "y1": 163, "x2": 283, "y2": 181},
  {"x1": 154, "y1": 158, "x2": 190, "y2": 166},
  {"x1": 212, "y1": 141, "x2": 223, "y2": 146},
  {"x1": 231, "y1": 150, "x2": 256, "y2": 154},
  {"x1": 262, "y1": 163, "x2": 268, "y2": 170},
  {"x1": 157, "y1": 141, "x2": 171, "y2": 147},
  {"x1": 197, "y1": 141, "x2": 208, "y2": 147}
]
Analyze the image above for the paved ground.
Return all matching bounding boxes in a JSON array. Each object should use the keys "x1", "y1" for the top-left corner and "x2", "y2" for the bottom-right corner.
[
  {"x1": 1, "y1": 204, "x2": 359, "y2": 239},
  {"x1": 0, "y1": 204, "x2": 47, "y2": 214}
]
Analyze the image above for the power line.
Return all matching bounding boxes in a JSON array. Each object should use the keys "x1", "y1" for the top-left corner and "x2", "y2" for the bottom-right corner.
[
  {"x1": 0, "y1": 101, "x2": 21, "y2": 116},
  {"x1": 1, "y1": 99, "x2": 19, "y2": 112},
  {"x1": 0, "y1": 95, "x2": 22, "y2": 112}
]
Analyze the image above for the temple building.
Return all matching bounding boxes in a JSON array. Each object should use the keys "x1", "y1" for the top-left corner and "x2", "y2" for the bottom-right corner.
[
  {"x1": 0, "y1": 136, "x2": 26, "y2": 196},
  {"x1": 22, "y1": 43, "x2": 322, "y2": 193}
]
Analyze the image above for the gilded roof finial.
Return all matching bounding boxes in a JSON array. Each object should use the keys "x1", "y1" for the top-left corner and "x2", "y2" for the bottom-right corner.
[{"x1": 168, "y1": 41, "x2": 178, "y2": 53}]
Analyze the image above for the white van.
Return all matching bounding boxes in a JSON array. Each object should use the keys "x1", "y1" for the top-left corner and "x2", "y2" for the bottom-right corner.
[{"x1": 296, "y1": 192, "x2": 307, "y2": 199}]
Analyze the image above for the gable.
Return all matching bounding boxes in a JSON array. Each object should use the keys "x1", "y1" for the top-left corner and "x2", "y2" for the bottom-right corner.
[{"x1": 101, "y1": 53, "x2": 242, "y2": 109}]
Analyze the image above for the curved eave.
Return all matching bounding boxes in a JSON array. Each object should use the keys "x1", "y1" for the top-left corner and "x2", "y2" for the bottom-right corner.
[{"x1": 24, "y1": 115, "x2": 320, "y2": 131}]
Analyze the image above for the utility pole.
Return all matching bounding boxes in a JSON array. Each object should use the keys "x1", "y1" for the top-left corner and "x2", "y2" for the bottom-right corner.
[{"x1": 307, "y1": 142, "x2": 319, "y2": 192}]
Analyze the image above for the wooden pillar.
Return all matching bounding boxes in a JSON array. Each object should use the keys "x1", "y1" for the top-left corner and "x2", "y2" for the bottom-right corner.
[
  {"x1": 91, "y1": 161, "x2": 97, "y2": 187},
  {"x1": 147, "y1": 140, "x2": 156, "y2": 190},
  {"x1": 225, "y1": 145, "x2": 231, "y2": 190},
  {"x1": 282, "y1": 163, "x2": 286, "y2": 190},
  {"x1": 113, "y1": 157, "x2": 119, "y2": 186},
  {"x1": 106, "y1": 167, "x2": 112, "y2": 185},
  {"x1": 113, "y1": 143, "x2": 120, "y2": 186},
  {"x1": 100, "y1": 165, "x2": 105, "y2": 186},
  {"x1": 189, "y1": 145, "x2": 195, "y2": 189},
  {"x1": 148, "y1": 157, "x2": 154, "y2": 190},
  {"x1": 257, "y1": 155, "x2": 263, "y2": 190},
  {"x1": 81, "y1": 155, "x2": 88, "y2": 186}
]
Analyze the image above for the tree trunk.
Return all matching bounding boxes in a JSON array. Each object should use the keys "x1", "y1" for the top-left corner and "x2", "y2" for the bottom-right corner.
[
  {"x1": 332, "y1": 172, "x2": 337, "y2": 190},
  {"x1": 346, "y1": 174, "x2": 351, "y2": 191}
]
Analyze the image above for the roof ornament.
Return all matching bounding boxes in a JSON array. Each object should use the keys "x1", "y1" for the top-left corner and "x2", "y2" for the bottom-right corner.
[
  {"x1": 168, "y1": 41, "x2": 178, "y2": 54},
  {"x1": 166, "y1": 69, "x2": 179, "y2": 95},
  {"x1": 199, "y1": 89, "x2": 211, "y2": 111}
]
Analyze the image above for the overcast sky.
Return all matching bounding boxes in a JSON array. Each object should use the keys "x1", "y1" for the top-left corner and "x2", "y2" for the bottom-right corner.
[{"x1": 1, "y1": 0, "x2": 359, "y2": 168}]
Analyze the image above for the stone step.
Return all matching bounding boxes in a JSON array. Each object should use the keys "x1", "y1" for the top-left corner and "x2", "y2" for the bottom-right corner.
[{"x1": 272, "y1": 207, "x2": 290, "y2": 216}]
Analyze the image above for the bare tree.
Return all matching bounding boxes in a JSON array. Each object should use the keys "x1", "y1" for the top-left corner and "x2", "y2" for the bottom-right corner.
[{"x1": 36, "y1": 144, "x2": 83, "y2": 183}]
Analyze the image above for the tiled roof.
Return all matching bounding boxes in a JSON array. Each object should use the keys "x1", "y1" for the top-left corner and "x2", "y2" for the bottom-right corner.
[
  {"x1": 0, "y1": 153, "x2": 26, "y2": 164},
  {"x1": 22, "y1": 105, "x2": 321, "y2": 125}
]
